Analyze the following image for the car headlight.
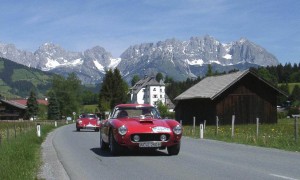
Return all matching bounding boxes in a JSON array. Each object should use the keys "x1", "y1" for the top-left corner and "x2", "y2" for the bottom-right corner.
[
  {"x1": 78, "y1": 120, "x2": 82, "y2": 124},
  {"x1": 173, "y1": 125, "x2": 182, "y2": 135},
  {"x1": 133, "y1": 135, "x2": 140, "y2": 142},
  {"x1": 118, "y1": 125, "x2": 128, "y2": 136},
  {"x1": 160, "y1": 134, "x2": 167, "y2": 141}
]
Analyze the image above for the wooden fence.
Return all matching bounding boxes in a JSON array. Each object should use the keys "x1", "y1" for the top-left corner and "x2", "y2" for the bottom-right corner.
[{"x1": 0, "y1": 120, "x2": 66, "y2": 146}]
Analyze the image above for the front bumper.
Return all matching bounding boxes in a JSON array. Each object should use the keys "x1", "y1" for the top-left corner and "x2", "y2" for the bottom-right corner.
[
  {"x1": 114, "y1": 132, "x2": 181, "y2": 149},
  {"x1": 77, "y1": 124, "x2": 99, "y2": 129}
]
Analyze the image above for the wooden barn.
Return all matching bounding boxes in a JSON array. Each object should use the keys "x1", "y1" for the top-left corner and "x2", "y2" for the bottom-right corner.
[
  {"x1": 0, "y1": 99, "x2": 26, "y2": 120},
  {"x1": 174, "y1": 70, "x2": 287, "y2": 125}
]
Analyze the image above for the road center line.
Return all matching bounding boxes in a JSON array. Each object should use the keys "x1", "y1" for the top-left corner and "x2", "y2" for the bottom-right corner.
[{"x1": 269, "y1": 173, "x2": 299, "y2": 180}]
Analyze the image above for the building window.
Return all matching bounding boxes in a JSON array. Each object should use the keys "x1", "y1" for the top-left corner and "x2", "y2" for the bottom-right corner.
[
  {"x1": 153, "y1": 88, "x2": 156, "y2": 91},
  {"x1": 160, "y1": 95, "x2": 162, "y2": 98},
  {"x1": 153, "y1": 95, "x2": 157, "y2": 98}
]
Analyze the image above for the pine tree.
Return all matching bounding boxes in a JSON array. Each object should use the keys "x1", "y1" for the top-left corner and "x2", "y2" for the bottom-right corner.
[
  {"x1": 26, "y1": 90, "x2": 38, "y2": 120},
  {"x1": 47, "y1": 91, "x2": 60, "y2": 120},
  {"x1": 206, "y1": 64, "x2": 213, "y2": 77},
  {"x1": 99, "y1": 68, "x2": 129, "y2": 111},
  {"x1": 131, "y1": 75, "x2": 140, "y2": 86},
  {"x1": 156, "y1": 73, "x2": 164, "y2": 82}
]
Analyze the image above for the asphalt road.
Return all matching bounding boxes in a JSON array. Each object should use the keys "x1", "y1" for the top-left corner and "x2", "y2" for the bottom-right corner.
[{"x1": 39, "y1": 124, "x2": 300, "y2": 180}]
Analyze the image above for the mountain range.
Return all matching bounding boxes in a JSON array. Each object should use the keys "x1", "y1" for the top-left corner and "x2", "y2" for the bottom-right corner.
[{"x1": 0, "y1": 35, "x2": 279, "y2": 84}]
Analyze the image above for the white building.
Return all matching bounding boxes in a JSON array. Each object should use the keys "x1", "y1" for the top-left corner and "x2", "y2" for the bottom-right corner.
[{"x1": 130, "y1": 76, "x2": 171, "y2": 107}]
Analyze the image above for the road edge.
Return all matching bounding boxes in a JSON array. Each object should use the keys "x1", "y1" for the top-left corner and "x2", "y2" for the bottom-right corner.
[{"x1": 38, "y1": 127, "x2": 70, "y2": 180}]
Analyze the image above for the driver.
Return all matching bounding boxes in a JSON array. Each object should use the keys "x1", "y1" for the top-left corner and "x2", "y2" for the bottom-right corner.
[{"x1": 117, "y1": 110, "x2": 128, "y2": 118}]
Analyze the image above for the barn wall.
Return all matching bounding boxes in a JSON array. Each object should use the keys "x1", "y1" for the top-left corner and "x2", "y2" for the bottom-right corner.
[
  {"x1": 214, "y1": 74, "x2": 278, "y2": 124},
  {"x1": 175, "y1": 99, "x2": 215, "y2": 125},
  {"x1": 0, "y1": 103, "x2": 26, "y2": 120}
]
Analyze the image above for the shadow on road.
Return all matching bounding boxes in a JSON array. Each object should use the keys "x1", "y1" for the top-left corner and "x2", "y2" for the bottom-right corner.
[
  {"x1": 72, "y1": 130, "x2": 99, "y2": 133},
  {"x1": 90, "y1": 147, "x2": 169, "y2": 157}
]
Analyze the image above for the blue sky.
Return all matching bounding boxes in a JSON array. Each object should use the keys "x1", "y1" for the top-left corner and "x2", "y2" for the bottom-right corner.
[{"x1": 0, "y1": 0, "x2": 299, "y2": 64}]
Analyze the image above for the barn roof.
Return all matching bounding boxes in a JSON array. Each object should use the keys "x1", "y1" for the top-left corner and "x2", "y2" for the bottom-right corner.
[
  {"x1": 174, "y1": 70, "x2": 287, "y2": 101},
  {"x1": 0, "y1": 99, "x2": 27, "y2": 109},
  {"x1": 11, "y1": 99, "x2": 49, "y2": 106}
]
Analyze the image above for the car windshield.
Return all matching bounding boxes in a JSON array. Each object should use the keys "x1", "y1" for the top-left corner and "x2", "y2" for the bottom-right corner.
[
  {"x1": 111, "y1": 106, "x2": 161, "y2": 119},
  {"x1": 81, "y1": 114, "x2": 97, "y2": 118}
]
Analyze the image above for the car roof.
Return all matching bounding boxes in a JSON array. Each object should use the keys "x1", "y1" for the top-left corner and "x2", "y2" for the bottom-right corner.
[{"x1": 115, "y1": 104, "x2": 153, "y2": 108}]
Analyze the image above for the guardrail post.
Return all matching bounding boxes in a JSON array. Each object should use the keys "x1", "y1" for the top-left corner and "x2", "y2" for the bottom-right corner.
[
  {"x1": 193, "y1": 116, "x2": 196, "y2": 133},
  {"x1": 231, "y1": 115, "x2": 235, "y2": 138},
  {"x1": 37, "y1": 123, "x2": 41, "y2": 137},
  {"x1": 256, "y1": 117, "x2": 259, "y2": 138},
  {"x1": 200, "y1": 124, "x2": 204, "y2": 139},
  {"x1": 216, "y1": 116, "x2": 219, "y2": 135}
]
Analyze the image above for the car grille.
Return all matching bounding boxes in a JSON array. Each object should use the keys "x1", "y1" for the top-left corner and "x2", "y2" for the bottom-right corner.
[{"x1": 130, "y1": 133, "x2": 170, "y2": 142}]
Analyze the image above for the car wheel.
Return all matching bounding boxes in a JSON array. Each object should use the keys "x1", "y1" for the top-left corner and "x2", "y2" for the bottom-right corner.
[
  {"x1": 76, "y1": 127, "x2": 80, "y2": 131},
  {"x1": 95, "y1": 129, "x2": 99, "y2": 132},
  {"x1": 167, "y1": 142, "x2": 180, "y2": 155},
  {"x1": 109, "y1": 130, "x2": 121, "y2": 156},
  {"x1": 100, "y1": 130, "x2": 108, "y2": 150}
]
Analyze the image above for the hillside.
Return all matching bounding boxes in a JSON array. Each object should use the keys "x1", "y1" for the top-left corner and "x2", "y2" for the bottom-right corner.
[{"x1": 0, "y1": 57, "x2": 53, "y2": 98}]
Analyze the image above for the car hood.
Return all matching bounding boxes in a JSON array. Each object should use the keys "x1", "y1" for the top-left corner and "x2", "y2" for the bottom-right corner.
[
  {"x1": 79, "y1": 118, "x2": 98, "y2": 123},
  {"x1": 122, "y1": 118, "x2": 172, "y2": 133}
]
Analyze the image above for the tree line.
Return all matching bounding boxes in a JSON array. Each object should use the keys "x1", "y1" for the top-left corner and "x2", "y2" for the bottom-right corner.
[{"x1": 25, "y1": 62, "x2": 300, "y2": 120}]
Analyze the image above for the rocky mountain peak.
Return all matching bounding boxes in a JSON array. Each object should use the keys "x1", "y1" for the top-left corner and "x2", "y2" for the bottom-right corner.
[{"x1": 0, "y1": 35, "x2": 279, "y2": 84}]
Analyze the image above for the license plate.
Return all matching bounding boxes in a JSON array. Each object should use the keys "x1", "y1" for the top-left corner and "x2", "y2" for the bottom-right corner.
[{"x1": 139, "y1": 142, "x2": 161, "y2": 148}]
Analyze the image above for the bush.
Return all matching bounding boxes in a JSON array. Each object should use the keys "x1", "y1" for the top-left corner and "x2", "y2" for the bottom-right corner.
[
  {"x1": 288, "y1": 107, "x2": 300, "y2": 116},
  {"x1": 277, "y1": 111, "x2": 288, "y2": 119}
]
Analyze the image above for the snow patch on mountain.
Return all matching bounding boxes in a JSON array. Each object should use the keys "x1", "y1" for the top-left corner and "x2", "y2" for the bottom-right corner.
[
  {"x1": 186, "y1": 59, "x2": 204, "y2": 66},
  {"x1": 43, "y1": 58, "x2": 83, "y2": 71},
  {"x1": 223, "y1": 54, "x2": 232, "y2": 59},
  {"x1": 109, "y1": 58, "x2": 121, "y2": 69},
  {"x1": 93, "y1": 60, "x2": 104, "y2": 72}
]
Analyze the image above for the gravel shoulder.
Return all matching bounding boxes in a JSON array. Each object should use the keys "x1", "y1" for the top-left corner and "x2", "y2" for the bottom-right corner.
[{"x1": 38, "y1": 127, "x2": 70, "y2": 180}]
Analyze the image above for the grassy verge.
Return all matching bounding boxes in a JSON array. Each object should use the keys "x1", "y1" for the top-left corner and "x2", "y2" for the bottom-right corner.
[
  {"x1": 0, "y1": 123, "x2": 56, "y2": 180},
  {"x1": 183, "y1": 118, "x2": 300, "y2": 152}
]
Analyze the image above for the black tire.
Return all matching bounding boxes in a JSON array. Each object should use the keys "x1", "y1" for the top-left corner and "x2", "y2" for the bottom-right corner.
[
  {"x1": 76, "y1": 127, "x2": 80, "y2": 131},
  {"x1": 167, "y1": 142, "x2": 180, "y2": 155},
  {"x1": 109, "y1": 130, "x2": 121, "y2": 156},
  {"x1": 100, "y1": 130, "x2": 108, "y2": 150}
]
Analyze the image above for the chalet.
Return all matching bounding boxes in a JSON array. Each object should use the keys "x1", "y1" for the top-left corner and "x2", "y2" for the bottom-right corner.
[
  {"x1": 129, "y1": 76, "x2": 174, "y2": 110},
  {"x1": 174, "y1": 70, "x2": 287, "y2": 125},
  {"x1": 0, "y1": 99, "x2": 26, "y2": 120}
]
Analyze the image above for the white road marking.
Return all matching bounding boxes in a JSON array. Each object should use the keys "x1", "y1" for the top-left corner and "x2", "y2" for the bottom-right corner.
[{"x1": 270, "y1": 173, "x2": 299, "y2": 180}]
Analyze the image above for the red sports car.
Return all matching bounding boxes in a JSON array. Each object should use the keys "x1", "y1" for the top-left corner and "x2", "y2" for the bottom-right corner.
[
  {"x1": 99, "y1": 104, "x2": 182, "y2": 155},
  {"x1": 76, "y1": 113, "x2": 100, "y2": 132}
]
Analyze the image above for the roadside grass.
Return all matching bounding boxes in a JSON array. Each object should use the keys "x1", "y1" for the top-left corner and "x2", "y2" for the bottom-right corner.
[
  {"x1": 0, "y1": 122, "x2": 57, "y2": 180},
  {"x1": 183, "y1": 118, "x2": 300, "y2": 152}
]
